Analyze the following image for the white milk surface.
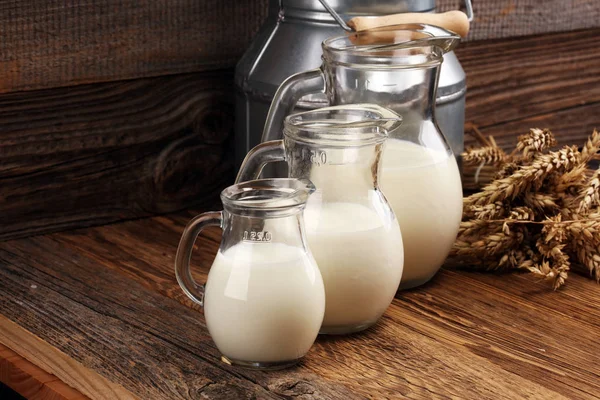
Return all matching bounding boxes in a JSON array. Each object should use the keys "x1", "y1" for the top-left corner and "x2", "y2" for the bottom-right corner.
[
  {"x1": 304, "y1": 202, "x2": 404, "y2": 332},
  {"x1": 204, "y1": 242, "x2": 325, "y2": 362},
  {"x1": 381, "y1": 139, "x2": 463, "y2": 288}
]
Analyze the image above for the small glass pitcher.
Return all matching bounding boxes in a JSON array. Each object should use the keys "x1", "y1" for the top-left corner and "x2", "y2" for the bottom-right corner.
[
  {"x1": 175, "y1": 178, "x2": 325, "y2": 369},
  {"x1": 237, "y1": 104, "x2": 404, "y2": 334},
  {"x1": 262, "y1": 24, "x2": 464, "y2": 290}
]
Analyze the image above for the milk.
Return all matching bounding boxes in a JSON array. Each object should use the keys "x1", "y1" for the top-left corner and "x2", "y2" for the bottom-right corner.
[
  {"x1": 304, "y1": 201, "x2": 404, "y2": 333},
  {"x1": 381, "y1": 139, "x2": 463, "y2": 289},
  {"x1": 204, "y1": 242, "x2": 325, "y2": 363}
]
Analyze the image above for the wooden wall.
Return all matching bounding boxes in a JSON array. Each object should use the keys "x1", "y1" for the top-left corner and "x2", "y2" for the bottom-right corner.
[
  {"x1": 1, "y1": 1, "x2": 262, "y2": 239},
  {"x1": 2, "y1": 1, "x2": 598, "y2": 93},
  {"x1": 0, "y1": 0, "x2": 266, "y2": 93},
  {"x1": 0, "y1": 74, "x2": 233, "y2": 240},
  {"x1": 1, "y1": 0, "x2": 599, "y2": 240},
  {"x1": 438, "y1": 0, "x2": 600, "y2": 41}
]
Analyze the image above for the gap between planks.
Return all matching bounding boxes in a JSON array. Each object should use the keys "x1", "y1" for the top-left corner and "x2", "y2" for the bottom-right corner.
[
  {"x1": 0, "y1": 315, "x2": 138, "y2": 400},
  {"x1": 0, "y1": 342, "x2": 88, "y2": 400}
]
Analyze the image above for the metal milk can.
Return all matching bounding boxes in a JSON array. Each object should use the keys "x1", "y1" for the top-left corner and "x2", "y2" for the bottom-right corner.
[{"x1": 234, "y1": 0, "x2": 472, "y2": 166}]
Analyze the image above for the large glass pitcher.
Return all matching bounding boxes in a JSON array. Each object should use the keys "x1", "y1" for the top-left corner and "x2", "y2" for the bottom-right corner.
[
  {"x1": 175, "y1": 178, "x2": 325, "y2": 369},
  {"x1": 238, "y1": 104, "x2": 404, "y2": 334},
  {"x1": 262, "y1": 25, "x2": 464, "y2": 290}
]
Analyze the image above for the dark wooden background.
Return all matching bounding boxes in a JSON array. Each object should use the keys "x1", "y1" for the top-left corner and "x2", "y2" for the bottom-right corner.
[
  {"x1": 1, "y1": 0, "x2": 599, "y2": 240},
  {"x1": 1, "y1": 2, "x2": 600, "y2": 399}
]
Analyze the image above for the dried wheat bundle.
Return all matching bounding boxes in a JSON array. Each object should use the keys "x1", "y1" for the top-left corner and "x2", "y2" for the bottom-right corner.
[{"x1": 451, "y1": 128, "x2": 600, "y2": 289}]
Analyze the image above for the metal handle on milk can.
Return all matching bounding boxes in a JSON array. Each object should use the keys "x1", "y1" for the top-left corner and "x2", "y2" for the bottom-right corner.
[
  {"x1": 463, "y1": 0, "x2": 474, "y2": 22},
  {"x1": 317, "y1": 0, "x2": 354, "y2": 31}
]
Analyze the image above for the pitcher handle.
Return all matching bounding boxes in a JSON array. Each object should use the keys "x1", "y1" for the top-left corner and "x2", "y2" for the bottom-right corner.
[
  {"x1": 175, "y1": 211, "x2": 223, "y2": 307},
  {"x1": 261, "y1": 68, "x2": 326, "y2": 143},
  {"x1": 236, "y1": 140, "x2": 286, "y2": 183}
]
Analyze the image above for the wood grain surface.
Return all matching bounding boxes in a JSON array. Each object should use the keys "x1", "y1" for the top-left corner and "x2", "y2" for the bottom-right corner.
[
  {"x1": 1, "y1": 1, "x2": 598, "y2": 94},
  {"x1": 1, "y1": 210, "x2": 599, "y2": 399},
  {"x1": 438, "y1": 0, "x2": 600, "y2": 41},
  {"x1": 458, "y1": 28, "x2": 600, "y2": 152},
  {"x1": 2, "y1": 29, "x2": 599, "y2": 241},
  {"x1": 0, "y1": 0, "x2": 266, "y2": 94},
  {"x1": 0, "y1": 221, "x2": 358, "y2": 400},
  {"x1": 0, "y1": 343, "x2": 89, "y2": 400},
  {"x1": 0, "y1": 317, "x2": 136, "y2": 400},
  {"x1": 0, "y1": 72, "x2": 233, "y2": 240},
  {"x1": 1, "y1": 24, "x2": 599, "y2": 400}
]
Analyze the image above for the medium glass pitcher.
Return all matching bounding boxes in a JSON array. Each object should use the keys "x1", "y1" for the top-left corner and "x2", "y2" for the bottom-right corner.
[
  {"x1": 262, "y1": 25, "x2": 464, "y2": 290},
  {"x1": 238, "y1": 104, "x2": 404, "y2": 334},
  {"x1": 175, "y1": 178, "x2": 325, "y2": 369}
]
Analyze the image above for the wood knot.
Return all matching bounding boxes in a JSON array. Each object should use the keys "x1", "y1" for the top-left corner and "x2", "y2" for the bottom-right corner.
[
  {"x1": 265, "y1": 372, "x2": 363, "y2": 399},
  {"x1": 268, "y1": 377, "x2": 316, "y2": 397},
  {"x1": 147, "y1": 102, "x2": 234, "y2": 212},
  {"x1": 192, "y1": 106, "x2": 233, "y2": 145}
]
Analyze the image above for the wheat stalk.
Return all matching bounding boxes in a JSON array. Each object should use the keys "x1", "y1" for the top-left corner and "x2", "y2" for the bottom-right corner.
[
  {"x1": 577, "y1": 169, "x2": 600, "y2": 214},
  {"x1": 465, "y1": 146, "x2": 580, "y2": 206},
  {"x1": 463, "y1": 146, "x2": 508, "y2": 166},
  {"x1": 517, "y1": 128, "x2": 557, "y2": 159},
  {"x1": 494, "y1": 162, "x2": 519, "y2": 180},
  {"x1": 453, "y1": 129, "x2": 600, "y2": 289},
  {"x1": 452, "y1": 228, "x2": 524, "y2": 257},
  {"x1": 523, "y1": 192, "x2": 560, "y2": 212},
  {"x1": 468, "y1": 202, "x2": 505, "y2": 220},
  {"x1": 580, "y1": 129, "x2": 600, "y2": 163},
  {"x1": 457, "y1": 219, "x2": 504, "y2": 237}
]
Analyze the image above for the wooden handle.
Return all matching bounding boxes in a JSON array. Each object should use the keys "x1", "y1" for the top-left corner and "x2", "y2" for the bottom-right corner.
[{"x1": 348, "y1": 11, "x2": 470, "y2": 38}]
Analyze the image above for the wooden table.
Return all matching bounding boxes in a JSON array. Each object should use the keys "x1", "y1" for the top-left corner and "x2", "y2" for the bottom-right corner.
[
  {"x1": 1, "y1": 208, "x2": 600, "y2": 400},
  {"x1": 2, "y1": 29, "x2": 600, "y2": 399}
]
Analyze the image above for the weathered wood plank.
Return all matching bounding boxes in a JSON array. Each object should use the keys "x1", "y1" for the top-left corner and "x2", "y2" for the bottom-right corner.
[
  {"x1": 0, "y1": 318, "x2": 134, "y2": 400},
  {"x1": 439, "y1": 0, "x2": 600, "y2": 41},
  {"x1": 2, "y1": 1, "x2": 598, "y2": 94},
  {"x1": 0, "y1": 235, "x2": 359, "y2": 400},
  {"x1": 0, "y1": 0, "x2": 266, "y2": 93},
  {"x1": 1, "y1": 211, "x2": 599, "y2": 399},
  {"x1": 0, "y1": 342, "x2": 91, "y2": 400},
  {"x1": 457, "y1": 28, "x2": 600, "y2": 151},
  {"x1": 395, "y1": 270, "x2": 600, "y2": 399},
  {"x1": 73, "y1": 213, "x2": 600, "y2": 397},
  {"x1": 0, "y1": 72, "x2": 234, "y2": 240},
  {"x1": 3, "y1": 29, "x2": 599, "y2": 241}
]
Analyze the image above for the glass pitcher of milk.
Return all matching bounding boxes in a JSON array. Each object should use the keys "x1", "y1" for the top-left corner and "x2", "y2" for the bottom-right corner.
[
  {"x1": 175, "y1": 178, "x2": 325, "y2": 369},
  {"x1": 261, "y1": 25, "x2": 464, "y2": 290},
  {"x1": 237, "y1": 104, "x2": 404, "y2": 334}
]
